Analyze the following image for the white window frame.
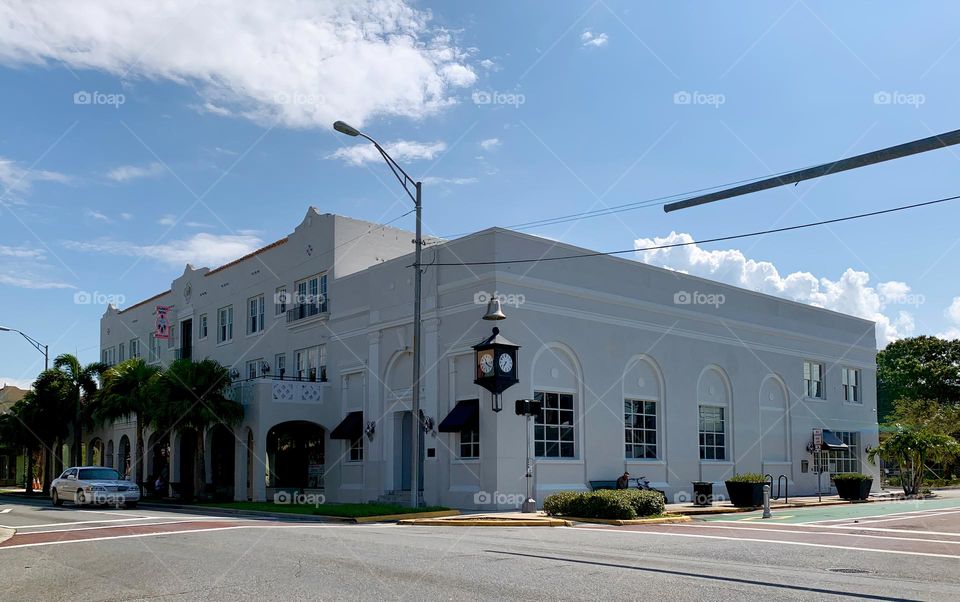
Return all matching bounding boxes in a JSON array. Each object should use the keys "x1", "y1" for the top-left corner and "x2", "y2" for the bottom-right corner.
[
  {"x1": 533, "y1": 391, "x2": 576, "y2": 459},
  {"x1": 294, "y1": 345, "x2": 327, "y2": 381},
  {"x1": 198, "y1": 314, "x2": 208, "y2": 340},
  {"x1": 349, "y1": 436, "x2": 363, "y2": 462},
  {"x1": 129, "y1": 338, "x2": 140, "y2": 359},
  {"x1": 842, "y1": 368, "x2": 861, "y2": 404},
  {"x1": 698, "y1": 405, "x2": 727, "y2": 461},
  {"x1": 217, "y1": 306, "x2": 233, "y2": 344},
  {"x1": 248, "y1": 294, "x2": 265, "y2": 335},
  {"x1": 275, "y1": 286, "x2": 288, "y2": 316},
  {"x1": 459, "y1": 428, "x2": 480, "y2": 459},
  {"x1": 118, "y1": 343, "x2": 125, "y2": 363},
  {"x1": 803, "y1": 361, "x2": 825, "y2": 400},
  {"x1": 275, "y1": 353, "x2": 286, "y2": 378},
  {"x1": 624, "y1": 398, "x2": 658, "y2": 460},
  {"x1": 295, "y1": 273, "x2": 328, "y2": 313},
  {"x1": 245, "y1": 358, "x2": 263, "y2": 380}
]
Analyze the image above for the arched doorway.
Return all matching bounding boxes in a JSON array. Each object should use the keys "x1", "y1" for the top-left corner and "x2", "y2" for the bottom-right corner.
[
  {"x1": 117, "y1": 436, "x2": 131, "y2": 479},
  {"x1": 266, "y1": 421, "x2": 324, "y2": 490},
  {"x1": 146, "y1": 432, "x2": 170, "y2": 496},
  {"x1": 88, "y1": 438, "x2": 104, "y2": 466},
  {"x1": 209, "y1": 424, "x2": 235, "y2": 500},
  {"x1": 177, "y1": 429, "x2": 197, "y2": 500}
]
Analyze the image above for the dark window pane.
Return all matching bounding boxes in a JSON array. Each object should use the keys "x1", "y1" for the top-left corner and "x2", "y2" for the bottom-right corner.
[
  {"x1": 535, "y1": 442, "x2": 544, "y2": 457},
  {"x1": 645, "y1": 445, "x2": 657, "y2": 459},
  {"x1": 545, "y1": 442, "x2": 559, "y2": 457},
  {"x1": 645, "y1": 415, "x2": 656, "y2": 430},
  {"x1": 645, "y1": 401, "x2": 656, "y2": 415}
]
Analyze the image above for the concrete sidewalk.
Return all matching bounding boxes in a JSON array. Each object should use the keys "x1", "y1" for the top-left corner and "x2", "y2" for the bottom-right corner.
[{"x1": 664, "y1": 489, "x2": 911, "y2": 516}]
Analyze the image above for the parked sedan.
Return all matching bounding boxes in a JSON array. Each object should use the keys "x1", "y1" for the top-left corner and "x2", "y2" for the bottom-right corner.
[{"x1": 51, "y1": 466, "x2": 140, "y2": 508}]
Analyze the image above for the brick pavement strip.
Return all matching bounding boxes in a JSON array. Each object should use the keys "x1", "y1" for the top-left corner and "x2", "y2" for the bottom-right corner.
[{"x1": 0, "y1": 520, "x2": 248, "y2": 548}]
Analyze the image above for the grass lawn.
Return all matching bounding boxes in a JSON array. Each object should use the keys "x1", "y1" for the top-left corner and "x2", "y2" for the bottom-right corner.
[{"x1": 189, "y1": 500, "x2": 450, "y2": 518}]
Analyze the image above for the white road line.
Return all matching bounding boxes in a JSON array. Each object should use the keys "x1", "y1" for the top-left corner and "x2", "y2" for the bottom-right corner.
[
  {"x1": 682, "y1": 523, "x2": 960, "y2": 545},
  {"x1": 0, "y1": 517, "x2": 158, "y2": 529},
  {"x1": 14, "y1": 519, "x2": 238, "y2": 535},
  {"x1": 708, "y1": 520, "x2": 960, "y2": 538},
  {"x1": 583, "y1": 527, "x2": 960, "y2": 560},
  {"x1": 0, "y1": 509, "x2": 11, "y2": 514},
  {"x1": 0, "y1": 524, "x2": 371, "y2": 550},
  {"x1": 841, "y1": 509, "x2": 960, "y2": 525}
]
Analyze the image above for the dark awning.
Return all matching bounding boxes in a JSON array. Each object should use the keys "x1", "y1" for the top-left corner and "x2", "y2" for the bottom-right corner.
[
  {"x1": 330, "y1": 411, "x2": 363, "y2": 440},
  {"x1": 438, "y1": 399, "x2": 479, "y2": 433},
  {"x1": 822, "y1": 430, "x2": 849, "y2": 451}
]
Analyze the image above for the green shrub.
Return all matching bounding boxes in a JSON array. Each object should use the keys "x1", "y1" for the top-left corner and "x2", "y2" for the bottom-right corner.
[
  {"x1": 831, "y1": 473, "x2": 872, "y2": 482},
  {"x1": 726, "y1": 473, "x2": 767, "y2": 484},
  {"x1": 542, "y1": 489, "x2": 665, "y2": 519}
]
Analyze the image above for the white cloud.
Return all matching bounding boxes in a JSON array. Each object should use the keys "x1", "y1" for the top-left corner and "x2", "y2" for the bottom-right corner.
[
  {"x1": 120, "y1": 212, "x2": 134, "y2": 220},
  {"x1": 479, "y1": 138, "x2": 501, "y2": 151},
  {"x1": 327, "y1": 140, "x2": 446, "y2": 166},
  {"x1": 63, "y1": 232, "x2": 264, "y2": 268},
  {"x1": 633, "y1": 231, "x2": 918, "y2": 346},
  {"x1": 106, "y1": 162, "x2": 165, "y2": 182},
  {"x1": 0, "y1": 1, "x2": 476, "y2": 128},
  {"x1": 0, "y1": 156, "x2": 70, "y2": 193},
  {"x1": 0, "y1": 244, "x2": 45, "y2": 260},
  {"x1": 580, "y1": 29, "x2": 609, "y2": 48},
  {"x1": 479, "y1": 59, "x2": 496, "y2": 71},
  {"x1": 84, "y1": 209, "x2": 112, "y2": 222},
  {"x1": 421, "y1": 176, "x2": 478, "y2": 186},
  {"x1": 0, "y1": 244, "x2": 74, "y2": 289},
  {"x1": 0, "y1": 273, "x2": 74, "y2": 289},
  {"x1": 158, "y1": 214, "x2": 177, "y2": 226},
  {"x1": 940, "y1": 297, "x2": 960, "y2": 339}
]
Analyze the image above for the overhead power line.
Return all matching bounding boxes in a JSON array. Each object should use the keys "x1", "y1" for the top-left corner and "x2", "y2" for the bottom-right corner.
[
  {"x1": 664, "y1": 127, "x2": 960, "y2": 212},
  {"x1": 428, "y1": 192, "x2": 960, "y2": 267}
]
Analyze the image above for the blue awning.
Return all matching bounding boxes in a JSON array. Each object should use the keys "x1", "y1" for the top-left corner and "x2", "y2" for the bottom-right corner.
[
  {"x1": 330, "y1": 411, "x2": 363, "y2": 440},
  {"x1": 438, "y1": 399, "x2": 479, "y2": 433}
]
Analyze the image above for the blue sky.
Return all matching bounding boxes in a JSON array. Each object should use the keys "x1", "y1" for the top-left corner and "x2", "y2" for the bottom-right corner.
[{"x1": 2, "y1": 1, "x2": 960, "y2": 387}]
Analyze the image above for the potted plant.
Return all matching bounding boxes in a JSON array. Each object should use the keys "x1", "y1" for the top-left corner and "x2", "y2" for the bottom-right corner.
[
  {"x1": 832, "y1": 473, "x2": 873, "y2": 501},
  {"x1": 724, "y1": 473, "x2": 767, "y2": 507}
]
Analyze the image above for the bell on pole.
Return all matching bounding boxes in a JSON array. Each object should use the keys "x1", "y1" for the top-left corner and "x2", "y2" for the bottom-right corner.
[{"x1": 482, "y1": 297, "x2": 506, "y2": 320}]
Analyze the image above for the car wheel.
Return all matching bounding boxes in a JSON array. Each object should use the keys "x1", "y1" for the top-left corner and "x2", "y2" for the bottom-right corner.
[
  {"x1": 75, "y1": 490, "x2": 85, "y2": 506},
  {"x1": 52, "y1": 489, "x2": 63, "y2": 506},
  {"x1": 124, "y1": 501, "x2": 138, "y2": 509}
]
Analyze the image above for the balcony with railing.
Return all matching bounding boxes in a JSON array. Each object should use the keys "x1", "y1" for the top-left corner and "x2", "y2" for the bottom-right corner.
[
  {"x1": 286, "y1": 298, "x2": 329, "y2": 324},
  {"x1": 225, "y1": 375, "x2": 329, "y2": 406}
]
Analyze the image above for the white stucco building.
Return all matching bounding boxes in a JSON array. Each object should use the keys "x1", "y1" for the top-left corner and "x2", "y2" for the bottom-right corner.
[{"x1": 93, "y1": 208, "x2": 880, "y2": 508}]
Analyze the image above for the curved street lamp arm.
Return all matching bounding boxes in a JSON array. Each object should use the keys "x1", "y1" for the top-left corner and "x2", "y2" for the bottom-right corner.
[{"x1": 356, "y1": 133, "x2": 419, "y2": 205}]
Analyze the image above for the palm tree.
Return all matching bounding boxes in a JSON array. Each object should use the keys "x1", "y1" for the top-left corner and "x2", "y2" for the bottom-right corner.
[
  {"x1": 868, "y1": 425, "x2": 960, "y2": 496},
  {"x1": 96, "y1": 358, "x2": 163, "y2": 485},
  {"x1": 14, "y1": 369, "x2": 73, "y2": 493},
  {"x1": 52, "y1": 353, "x2": 107, "y2": 467},
  {"x1": 155, "y1": 359, "x2": 243, "y2": 499}
]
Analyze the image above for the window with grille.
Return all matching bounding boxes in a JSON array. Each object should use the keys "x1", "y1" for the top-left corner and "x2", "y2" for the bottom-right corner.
[
  {"x1": 349, "y1": 437, "x2": 363, "y2": 462},
  {"x1": 534, "y1": 391, "x2": 575, "y2": 458},
  {"x1": 699, "y1": 405, "x2": 726, "y2": 460},
  {"x1": 459, "y1": 428, "x2": 480, "y2": 459},
  {"x1": 248, "y1": 295, "x2": 265, "y2": 334},
  {"x1": 217, "y1": 306, "x2": 233, "y2": 343},
  {"x1": 625, "y1": 399, "x2": 657, "y2": 459},
  {"x1": 198, "y1": 315, "x2": 208, "y2": 340},
  {"x1": 829, "y1": 431, "x2": 860, "y2": 474}
]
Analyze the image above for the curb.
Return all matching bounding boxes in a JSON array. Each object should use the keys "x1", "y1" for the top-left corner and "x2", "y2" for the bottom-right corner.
[
  {"x1": 137, "y1": 502, "x2": 459, "y2": 524},
  {"x1": 566, "y1": 514, "x2": 692, "y2": 526},
  {"x1": 398, "y1": 517, "x2": 571, "y2": 527},
  {"x1": 0, "y1": 527, "x2": 14, "y2": 545},
  {"x1": 354, "y1": 510, "x2": 460, "y2": 523}
]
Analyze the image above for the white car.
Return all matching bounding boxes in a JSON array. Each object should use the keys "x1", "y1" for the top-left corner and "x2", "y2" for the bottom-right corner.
[{"x1": 51, "y1": 466, "x2": 140, "y2": 509}]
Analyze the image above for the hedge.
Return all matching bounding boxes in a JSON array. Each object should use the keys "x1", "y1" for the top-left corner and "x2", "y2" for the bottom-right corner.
[
  {"x1": 831, "y1": 473, "x2": 872, "y2": 482},
  {"x1": 543, "y1": 489, "x2": 665, "y2": 519}
]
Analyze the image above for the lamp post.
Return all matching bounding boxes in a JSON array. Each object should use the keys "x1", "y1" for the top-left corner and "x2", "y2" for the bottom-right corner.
[
  {"x1": 1, "y1": 326, "x2": 47, "y2": 494},
  {"x1": 333, "y1": 121, "x2": 423, "y2": 508},
  {"x1": 0, "y1": 326, "x2": 48, "y2": 370}
]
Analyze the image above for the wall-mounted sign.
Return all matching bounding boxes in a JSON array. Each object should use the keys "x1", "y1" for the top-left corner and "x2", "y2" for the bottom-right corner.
[{"x1": 155, "y1": 305, "x2": 172, "y2": 339}]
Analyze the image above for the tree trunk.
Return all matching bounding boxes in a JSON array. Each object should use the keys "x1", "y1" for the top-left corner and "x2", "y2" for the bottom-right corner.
[
  {"x1": 135, "y1": 422, "x2": 144, "y2": 488},
  {"x1": 194, "y1": 429, "x2": 206, "y2": 500}
]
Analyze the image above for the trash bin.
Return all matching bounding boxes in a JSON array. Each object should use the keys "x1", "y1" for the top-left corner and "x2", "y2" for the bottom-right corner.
[{"x1": 692, "y1": 481, "x2": 713, "y2": 507}]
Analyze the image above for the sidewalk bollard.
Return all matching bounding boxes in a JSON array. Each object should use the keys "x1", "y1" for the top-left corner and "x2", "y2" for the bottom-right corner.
[{"x1": 762, "y1": 484, "x2": 772, "y2": 519}]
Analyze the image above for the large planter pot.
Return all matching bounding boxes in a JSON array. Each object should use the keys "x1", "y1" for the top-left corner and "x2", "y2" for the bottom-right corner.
[
  {"x1": 834, "y1": 478, "x2": 873, "y2": 501},
  {"x1": 724, "y1": 481, "x2": 765, "y2": 507}
]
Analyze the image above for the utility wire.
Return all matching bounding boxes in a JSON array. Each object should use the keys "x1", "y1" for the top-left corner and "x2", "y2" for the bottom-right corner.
[{"x1": 428, "y1": 192, "x2": 960, "y2": 267}]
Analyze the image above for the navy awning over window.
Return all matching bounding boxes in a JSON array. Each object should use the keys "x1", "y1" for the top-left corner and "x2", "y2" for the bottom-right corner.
[
  {"x1": 822, "y1": 430, "x2": 849, "y2": 451},
  {"x1": 330, "y1": 411, "x2": 363, "y2": 440},
  {"x1": 438, "y1": 399, "x2": 479, "y2": 433}
]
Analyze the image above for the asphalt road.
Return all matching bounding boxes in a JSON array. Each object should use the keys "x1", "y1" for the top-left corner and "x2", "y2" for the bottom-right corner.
[{"x1": 1, "y1": 495, "x2": 959, "y2": 601}]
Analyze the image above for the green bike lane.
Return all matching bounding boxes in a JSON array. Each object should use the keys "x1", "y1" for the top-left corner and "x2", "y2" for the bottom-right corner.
[{"x1": 698, "y1": 494, "x2": 960, "y2": 524}]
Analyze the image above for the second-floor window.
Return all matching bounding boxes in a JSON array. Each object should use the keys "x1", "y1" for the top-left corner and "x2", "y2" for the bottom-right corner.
[
  {"x1": 804, "y1": 361, "x2": 824, "y2": 399},
  {"x1": 295, "y1": 274, "x2": 328, "y2": 313},
  {"x1": 246, "y1": 358, "x2": 263, "y2": 380},
  {"x1": 275, "y1": 286, "x2": 288, "y2": 316},
  {"x1": 295, "y1": 345, "x2": 326, "y2": 381},
  {"x1": 129, "y1": 338, "x2": 140, "y2": 359},
  {"x1": 118, "y1": 343, "x2": 125, "y2": 362},
  {"x1": 198, "y1": 314, "x2": 208, "y2": 340},
  {"x1": 842, "y1": 368, "x2": 861, "y2": 403},
  {"x1": 275, "y1": 353, "x2": 286, "y2": 377},
  {"x1": 248, "y1": 295, "x2": 265, "y2": 334},
  {"x1": 218, "y1": 306, "x2": 233, "y2": 343}
]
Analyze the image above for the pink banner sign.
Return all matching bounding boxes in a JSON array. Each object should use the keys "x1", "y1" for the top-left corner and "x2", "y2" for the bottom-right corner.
[{"x1": 155, "y1": 305, "x2": 172, "y2": 339}]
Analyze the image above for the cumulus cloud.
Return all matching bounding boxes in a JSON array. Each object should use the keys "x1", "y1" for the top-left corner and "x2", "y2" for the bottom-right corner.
[
  {"x1": 327, "y1": 140, "x2": 446, "y2": 166},
  {"x1": 0, "y1": 156, "x2": 70, "y2": 194},
  {"x1": 106, "y1": 162, "x2": 164, "y2": 182},
  {"x1": 158, "y1": 215, "x2": 177, "y2": 226},
  {"x1": 580, "y1": 29, "x2": 609, "y2": 48},
  {"x1": 63, "y1": 232, "x2": 264, "y2": 268},
  {"x1": 940, "y1": 297, "x2": 960, "y2": 339},
  {"x1": 634, "y1": 231, "x2": 919, "y2": 346},
  {"x1": 479, "y1": 138, "x2": 501, "y2": 151},
  {"x1": 0, "y1": 1, "x2": 477, "y2": 128}
]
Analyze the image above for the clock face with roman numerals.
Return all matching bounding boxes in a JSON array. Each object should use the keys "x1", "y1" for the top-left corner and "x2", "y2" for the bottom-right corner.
[{"x1": 498, "y1": 352, "x2": 513, "y2": 373}]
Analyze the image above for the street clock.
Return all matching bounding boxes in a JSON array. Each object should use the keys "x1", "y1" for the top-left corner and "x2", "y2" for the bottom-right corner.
[{"x1": 473, "y1": 326, "x2": 520, "y2": 411}]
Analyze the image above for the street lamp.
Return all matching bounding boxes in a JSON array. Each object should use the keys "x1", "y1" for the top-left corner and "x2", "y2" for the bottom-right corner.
[
  {"x1": 333, "y1": 120, "x2": 423, "y2": 508},
  {"x1": 0, "y1": 326, "x2": 48, "y2": 370}
]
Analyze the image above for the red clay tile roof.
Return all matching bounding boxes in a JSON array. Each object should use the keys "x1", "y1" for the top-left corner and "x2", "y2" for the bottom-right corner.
[{"x1": 118, "y1": 289, "x2": 171, "y2": 314}]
